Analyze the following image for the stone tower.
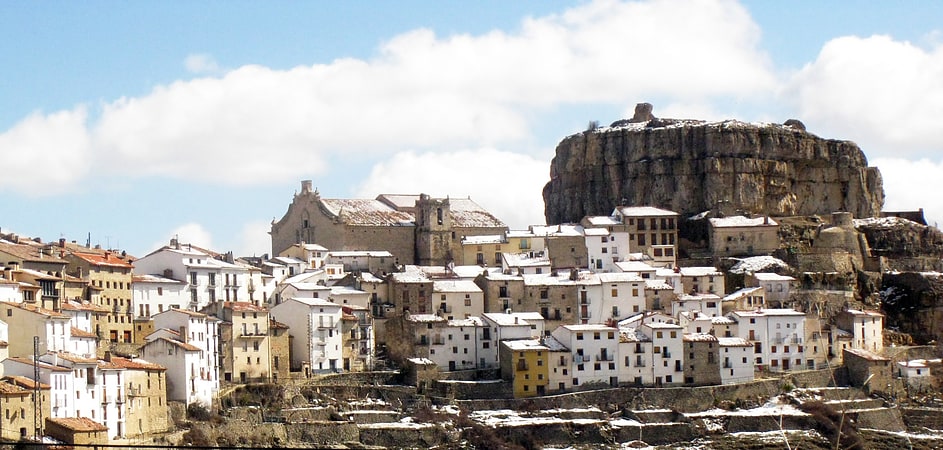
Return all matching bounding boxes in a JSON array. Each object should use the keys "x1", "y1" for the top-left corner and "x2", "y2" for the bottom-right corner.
[{"x1": 415, "y1": 194, "x2": 453, "y2": 266}]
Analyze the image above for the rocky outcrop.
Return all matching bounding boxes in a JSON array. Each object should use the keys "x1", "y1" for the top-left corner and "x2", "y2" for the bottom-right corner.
[{"x1": 542, "y1": 106, "x2": 885, "y2": 224}]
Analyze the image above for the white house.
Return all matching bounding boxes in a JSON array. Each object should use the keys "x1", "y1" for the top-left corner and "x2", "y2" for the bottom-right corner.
[
  {"x1": 501, "y1": 252, "x2": 551, "y2": 275},
  {"x1": 418, "y1": 316, "x2": 495, "y2": 371},
  {"x1": 59, "y1": 300, "x2": 102, "y2": 357},
  {"x1": 3, "y1": 356, "x2": 75, "y2": 418},
  {"x1": 729, "y1": 308, "x2": 806, "y2": 372},
  {"x1": 131, "y1": 274, "x2": 188, "y2": 318},
  {"x1": 618, "y1": 326, "x2": 653, "y2": 386},
  {"x1": 278, "y1": 242, "x2": 329, "y2": 270},
  {"x1": 749, "y1": 272, "x2": 795, "y2": 305},
  {"x1": 672, "y1": 293, "x2": 723, "y2": 318},
  {"x1": 641, "y1": 321, "x2": 684, "y2": 386},
  {"x1": 2, "y1": 301, "x2": 72, "y2": 357},
  {"x1": 595, "y1": 273, "x2": 646, "y2": 322},
  {"x1": 432, "y1": 279, "x2": 484, "y2": 319},
  {"x1": 718, "y1": 337, "x2": 754, "y2": 384},
  {"x1": 836, "y1": 309, "x2": 884, "y2": 354},
  {"x1": 551, "y1": 324, "x2": 619, "y2": 388},
  {"x1": 270, "y1": 297, "x2": 343, "y2": 374},
  {"x1": 133, "y1": 241, "x2": 256, "y2": 311},
  {"x1": 142, "y1": 308, "x2": 220, "y2": 406},
  {"x1": 329, "y1": 286, "x2": 371, "y2": 309}
]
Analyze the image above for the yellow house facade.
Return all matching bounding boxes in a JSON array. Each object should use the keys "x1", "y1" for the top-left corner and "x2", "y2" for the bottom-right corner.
[{"x1": 500, "y1": 339, "x2": 550, "y2": 398}]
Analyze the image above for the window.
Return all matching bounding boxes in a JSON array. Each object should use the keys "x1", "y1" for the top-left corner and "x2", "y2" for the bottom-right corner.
[{"x1": 611, "y1": 288, "x2": 618, "y2": 297}]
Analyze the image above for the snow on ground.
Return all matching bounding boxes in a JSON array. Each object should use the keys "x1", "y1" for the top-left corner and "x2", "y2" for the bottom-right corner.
[
  {"x1": 854, "y1": 216, "x2": 919, "y2": 228},
  {"x1": 346, "y1": 397, "x2": 390, "y2": 407},
  {"x1": 727, "y1": 429, "x2": 820, "y2": 442},
  {"x1": 469, "y1": 409, "x2": 606, "y2": 428},
  {"x1": 861, "y1": 428, "x2": 943, "y2": 440},
  {"x1": 687, "y1": 397, "x2": 807, "y2": 417}
]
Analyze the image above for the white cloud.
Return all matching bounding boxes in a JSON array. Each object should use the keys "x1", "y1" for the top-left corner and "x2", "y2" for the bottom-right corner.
[
  {"x1": 0, "y1": 108, "x2": 91, "y2": 195},
  {"x1": 0, "y1": 0, "x2": 777, "y2": 193},
  {"x1": 236, "y1": 220, "x2": 273, "y2": 257},
  {"x1": 873, "y1": 157, "x2": 943, "y2": 228},
  {"x1": 152, "y1": 223, "x2": 214, "y2": 252},
  {"x1": 785, "y1": 35, "x2": 943, "y2": 158},
  {"x1": 184, "y1": 53, "x2": 221, "y2": 74},
  {"x1": 354, "y1": 148, "x2": 549, "y2": 229}
]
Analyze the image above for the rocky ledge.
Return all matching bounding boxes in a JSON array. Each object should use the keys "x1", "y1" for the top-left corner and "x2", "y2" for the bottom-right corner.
[{"x1": 542, "y1": 103, "x2": 885, "y2": 224}]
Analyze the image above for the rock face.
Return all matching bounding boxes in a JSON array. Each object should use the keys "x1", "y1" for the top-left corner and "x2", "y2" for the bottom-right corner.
[{"x1": 542, "y1": 108, "x2": 885, "y2": 224}]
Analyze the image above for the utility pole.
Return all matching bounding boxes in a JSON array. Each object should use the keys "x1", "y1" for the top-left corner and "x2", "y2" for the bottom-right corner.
[{"x1": 33, "y1": 336, "x2": 43, "y2": 439}]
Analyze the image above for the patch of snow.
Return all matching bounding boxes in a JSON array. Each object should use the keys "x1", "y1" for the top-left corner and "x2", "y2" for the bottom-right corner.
[{"x1": 728, "y1": 256, "x2": 791, "y2": 274}]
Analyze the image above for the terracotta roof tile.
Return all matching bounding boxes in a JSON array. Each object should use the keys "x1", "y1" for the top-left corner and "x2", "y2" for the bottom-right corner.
[{"x1": 48, "y1": 417, "x2": 108, "y2": 432}]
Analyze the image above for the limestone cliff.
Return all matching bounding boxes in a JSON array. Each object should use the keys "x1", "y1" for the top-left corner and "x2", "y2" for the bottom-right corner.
[{"x1": 542, "y1": 106, "x2": 885, "y2": 223}]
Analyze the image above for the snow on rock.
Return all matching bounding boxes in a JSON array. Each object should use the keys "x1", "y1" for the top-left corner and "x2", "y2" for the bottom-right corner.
[{"x1": 728, "y1": 256, "x2": 791, "y2": 274}]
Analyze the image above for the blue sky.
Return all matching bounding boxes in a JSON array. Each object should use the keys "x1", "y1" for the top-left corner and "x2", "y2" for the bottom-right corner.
[{"x1": 2, "y1": 1, "x2": 942, "y2": 257}]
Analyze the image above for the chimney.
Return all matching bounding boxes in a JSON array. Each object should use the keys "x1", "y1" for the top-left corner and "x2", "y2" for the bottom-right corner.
[
  {"x1": 103, "y1": 351, "x2": 112, "y2": 362},
  {"x1": 59, "y1": 238, "x2": 66, "y2": 248}
]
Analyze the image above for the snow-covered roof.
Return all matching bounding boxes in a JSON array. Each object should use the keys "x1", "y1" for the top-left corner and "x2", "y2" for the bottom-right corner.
[
  {"x1": 643, "y1": 321, "x2": 683, "y2": 330},
  {"x1": 448, "y1": 317, "x2": 484, "y2": 327},
  {"x1": 723, "y1": 287, "x2": 763, "y2": 301},
  {"x1": 843, "y1": 309, "x2": 884, "y2": 318},
  {"x1": 615, "y1": 206, "x2": 679, "y2": 217},
  {"x1": 597, "y1": 272, "x2": 644, "y2": 283},
  {"x1": 583, "y1": 227, "x2": 609, "y2": 236},
  {"x1": 619, "y1": 327, "x2": 651, "y2": 343},
  {"x1": 327, "y1": 250, "x2": 394, "y2": 258},
  {"x1": 584, "y1": 216, "x2": 621, "y2": 226},
  {"x1": 502, "y1": 339, "x2": 548, "y2": 351},
  {"x1": 408, "y1": 314, "x2": 444, "y2": 323},
  {"x1": 679, "y1": 267, "x2": 722, "y2": 277},
  {"x1": 503, "y1": 252, "x2": 551, "y2": 268},
  {"x1": 683, "y1": 333, "x2": 718, "y2": 342},
  {"x1": 461, "y1": 234, "x2": 506, "y2": 245},
  {"x1": 433, "y1": 279, "x2": 482, "y2": 293},
  {"x1": 614, "y1": 261, "x2": 657, "y2": 273},
  {"x1": 482, "y1": 312, "x2": 537, "y2": 327},
  {"x1": 529, "y1": 224, "x2": 584, "y2": 237},
  {"x1": 709, "y1": 216, "x2": 778, "y2": 228},
  {"x1": 542, "y1": 335, "x2": 569, "y2": 351},
  {"x1": 752, "y1": 272, "x2": 796, "y2": 282},
  {"x1": 320, "y1": 198, "x2": 415, "y2": 226},
  {"x1": 644, "y1": 280, "x2": 675, "y2": 290},
  {"x1": 732, "y1": 308, "x2": 804, "y2": 317},
  {"x1": 718, "y1": 337, "x2": 752, "y2": 347}
]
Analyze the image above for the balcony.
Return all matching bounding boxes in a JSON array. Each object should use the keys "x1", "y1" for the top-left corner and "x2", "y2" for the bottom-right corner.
[
  {"x1": 438, "y1": 306, "x2": 452, "y2": 314},
  {"x1": 596, "y1": 354, "x2": 614, "y2": 362},
  {"x1": 516, "y1": 361, "x2": 529, "y2": 371},
  {"x1": 239, "y1": 330, "x2": 267, "y2": 338},
  {"x1": 317, "y1": 322, "x2": 335, "y2": 329},
  {"x1": 723, "y1": 362, "x2": 733, "y2": 369},
  {"x1": 416, "y1": 336, "x2": 429, "y2": 346},
  {"x1": 432, "y1": 337, "x2": 445, "y2": 346},
  {"x1": 634, "y1": 360, "x2": 646, "y2": 368},
  {"x1": 573, "y1": 355, "x2": 586, "y2": 364},
  {"x1": 661, "y1": 351, "x2": 672, "y2": 358}
]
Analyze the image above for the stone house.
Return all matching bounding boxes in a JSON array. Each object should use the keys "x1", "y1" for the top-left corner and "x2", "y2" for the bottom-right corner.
[
  {"x1": 677, "y1": 267, "x2": 725, "y2": 296},
  {"x1": 325, "y1": 250, "x2": 397, "y2": 275},
  {"x1": 2, "y1": 301, "x2": 72, "y2": 357},
  {"x1": 212, "y1": 301, "x2": 273, "y2": 383},
  {"x1": 722, "y1": 286, "x2": 765, "y2": 314},
  {"x1": 475, "y1": 271, "x2": 525, "y2": 315},
  {"x1": 45, "y1": 416, "x2": 108, "y2": 446},
  {"x1": 522, "y1": 273, "x2": 581, "y2": 330},
  {"x1": 0, "y1": 240, "x2": 68, "y2": 310},
  {"x1": 682, "y1": 333, "x2": 721, "y2": 386},
  {"x1": 501, "y1": 252, "x2": 552, "y2": 275},
  {"x1": 341, "y1": 306, "x2": 374, "y2": 372},
  {"x1": 530, "y1": 225, "x2": 589, "y2": 270},
  {"x1": 611, "y1": 206, "x2": 679, "y2": 268},
  {"x1": 104, "y1": 355, "x2": 170, "y2": 439},
  {"x1": 843, "y1": 347, "x2": 892, "y2": 394},
  {"x1": 0, "y1": 376, "x2": 44, "y2": 441},
  {"x1": 708, "y1": 215, "x2": 780, "y2": 257},
  {"x1": 268, "y1": 318, "x2": 291, "y2": 381},
  {"x1": 66, "y1": 251, "x2": 135, "y2": 346}
]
